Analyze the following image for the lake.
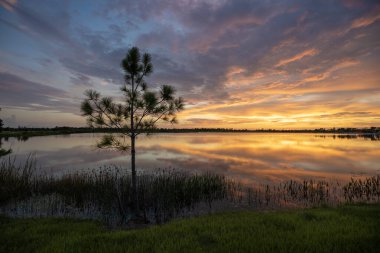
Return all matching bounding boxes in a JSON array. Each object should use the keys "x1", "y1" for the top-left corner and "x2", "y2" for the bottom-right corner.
[{"x1": 1, "y1": 133, "x2": 379, "y2": 184}]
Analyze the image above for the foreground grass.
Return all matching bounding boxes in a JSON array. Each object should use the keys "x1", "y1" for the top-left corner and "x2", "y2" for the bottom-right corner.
[{"x1": 1, "y1": 204, "x2": 379, "y2": 253}]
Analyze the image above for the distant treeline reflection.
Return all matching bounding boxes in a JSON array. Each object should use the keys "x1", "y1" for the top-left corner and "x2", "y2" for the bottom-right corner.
[{"x1": 316, "y1": 134, "x2": 380, "y2": 141}]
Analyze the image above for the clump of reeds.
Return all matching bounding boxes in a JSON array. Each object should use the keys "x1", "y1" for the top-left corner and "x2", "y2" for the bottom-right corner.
[
  {"x1": 241, "y1": 179, "x2": 334, "y2": 208},
  {"x1": 1, "y1": 156, "x2": 379, "y2": 226},
  {"x1": 0, "y1": 158, "x2": 230, "y2": 224},
  {"x1": 343, "y1": 176, "x2": 380, "y2": 202},
  {"x1": 0, "y1": 155, "x2": 36, "y2": 205}
]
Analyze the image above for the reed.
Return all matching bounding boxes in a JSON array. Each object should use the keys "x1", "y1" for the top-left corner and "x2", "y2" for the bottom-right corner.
[
  {"x1": 0, "y1": 159, "x2": 230, "y2": 224},
  {"x1": 0, "y1": 155, "x2": 36, "y2": 205},
  {"x1": 343, "y1": 176, "x2": 380, "y2": 202},
  {"x1": 0, "y1": 157, "x2": 379, "y2": 226}
]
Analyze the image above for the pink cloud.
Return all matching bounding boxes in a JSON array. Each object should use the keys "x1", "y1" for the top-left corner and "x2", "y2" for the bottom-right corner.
[
  {"x1": 349, "y1": 6, "x2": 380, "y2": 31},
  {"x1": 0, "y1": 0, "x2": 17, "y2": 11},
  {"x1": 275, "y1": 48, "x2": 319, "y2": 67}
]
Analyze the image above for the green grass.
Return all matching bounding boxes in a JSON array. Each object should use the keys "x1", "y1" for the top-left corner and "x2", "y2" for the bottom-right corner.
[{"x1": 1, "y1": 204, "x2": 379, "y2": 253}]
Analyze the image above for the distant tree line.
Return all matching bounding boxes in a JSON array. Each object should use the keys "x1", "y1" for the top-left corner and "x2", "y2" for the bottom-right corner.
[{"x1": 1, "y1": 126, "x2": 379, "y2": 137}]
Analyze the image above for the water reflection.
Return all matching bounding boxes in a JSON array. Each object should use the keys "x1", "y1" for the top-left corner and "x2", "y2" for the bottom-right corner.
[
  {"x1": 315, "y1": 134, "x2": 380, "y2": 141},
  {"x1": 2, "y1": 133, "x2": 379, "y2": 184}
]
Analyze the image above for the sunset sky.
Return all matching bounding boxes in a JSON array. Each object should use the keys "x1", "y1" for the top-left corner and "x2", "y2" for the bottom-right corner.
[{"x1": 0, "y1": 0, "x2": 379, "y2": 129}]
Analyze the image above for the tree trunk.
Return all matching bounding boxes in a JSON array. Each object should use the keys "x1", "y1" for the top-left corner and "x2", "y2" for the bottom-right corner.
[
  {"x1": 131, "y1": 133, "x2": 138, "y2": 216},
  {"x1": 130, "y1": 76, "x2": 138, "y2": 218}
]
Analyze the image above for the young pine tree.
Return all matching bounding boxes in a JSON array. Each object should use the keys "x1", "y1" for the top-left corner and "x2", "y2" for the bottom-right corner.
[{"x1": 81, "y1": 47, "x2": 184, "y2": 217}]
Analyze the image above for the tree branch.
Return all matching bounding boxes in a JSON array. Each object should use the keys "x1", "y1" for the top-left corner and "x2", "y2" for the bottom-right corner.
[
  {"x1": 134, "y1": 67, "x2": 149, "y2": 93},
  {"x1": 135, "y1": 97, "x2": 166, "y2": 131},
  {"x1": 92, "y1": 99, "x2": 123, "y2": 129}
]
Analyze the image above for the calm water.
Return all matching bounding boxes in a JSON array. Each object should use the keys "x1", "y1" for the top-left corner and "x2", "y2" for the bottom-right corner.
[{"x1": 1, "y1": 133, "x2": 379, "y2": 184}]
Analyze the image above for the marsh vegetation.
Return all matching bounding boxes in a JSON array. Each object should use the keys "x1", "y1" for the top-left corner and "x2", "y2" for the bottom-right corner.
[
  {"x1": 1, "y1": 157, "x2": 379, "y2": 227},
  {"x1": 2, "y1": 204, "x2": 379, "y2": 253}
]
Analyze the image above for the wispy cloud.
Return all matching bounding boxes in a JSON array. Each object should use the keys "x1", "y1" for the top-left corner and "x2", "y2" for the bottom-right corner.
[
  {"x1": 275, "y1": 48, "x2": 319, "y2": 67},
  {"x1": 0, "y1": 0, "x2": 17, "y2": 12},
  {"x1": 0, "y1": 72, "x2": 77, "y2": 113},
  {"x1": 351, "y1": 7, "x2": 380, "y2": 29}
]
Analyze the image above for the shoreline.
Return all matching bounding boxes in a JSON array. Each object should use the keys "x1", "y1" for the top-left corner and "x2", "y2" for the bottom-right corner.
[{"x1": 1, "y1": 127, "x2": 379, "y2": 138}]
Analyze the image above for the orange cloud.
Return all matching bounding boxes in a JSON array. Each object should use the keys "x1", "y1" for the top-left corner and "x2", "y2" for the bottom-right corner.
[
  {"x1": 224, "y1": 66, "x2": 267, "y2": 88},
  {"x1": 176, "y1": 54, "x2": 379, "y2": 129},
  {"x1": 226, "y1": 66, "x2": 246, "y2": 80},
  {"x1": 351, "y1": 9, "x2": 380, "y2": 29},
  {"x1": 0, "y1": 0, "x2": 17, "y2": 11},
  {"x1": 303, "y1": 59, "x2": 359, "y2": 83},
  {"x1": 271, "y1": 38, "x2": 296, "y2": 52},
  {"x1": 275, "y1": 48, "x2": 319, "y2": 67}
]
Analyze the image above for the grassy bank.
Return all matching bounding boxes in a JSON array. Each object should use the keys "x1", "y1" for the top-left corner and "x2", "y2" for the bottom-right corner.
[{"x1": 1, "y1": 204, "x2": 379, "y2": 253}]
